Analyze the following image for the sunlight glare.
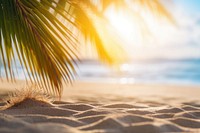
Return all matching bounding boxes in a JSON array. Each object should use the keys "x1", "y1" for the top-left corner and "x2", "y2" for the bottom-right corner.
[
  {"x1": 120, "y1": 64, "x2": 131, "y2": 72},
  {"x1": 105, "y1": 7, "x2": 142, "y2": 46},
  {"x1": 120, "y1": 77, "x2": 135, "y2": 84},
  {"x1": 104, "y1": 5, "x2": 176, "y2": 50}
]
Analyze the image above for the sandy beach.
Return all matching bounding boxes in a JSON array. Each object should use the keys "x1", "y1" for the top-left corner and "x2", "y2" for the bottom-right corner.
[{"x1": 0, "y1": 80, "x2": 200, "y2": 133}]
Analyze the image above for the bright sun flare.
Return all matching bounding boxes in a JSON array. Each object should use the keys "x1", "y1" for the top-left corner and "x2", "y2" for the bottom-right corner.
[
  {"x1": 105, "y1": 8, "x2": 142, "y2": 46},
  {"x1": 104, "y1": 6, "x2": 176, "y2": 49}
]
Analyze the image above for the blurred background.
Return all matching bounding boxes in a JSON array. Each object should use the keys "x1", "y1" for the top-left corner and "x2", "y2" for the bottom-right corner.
[{"x1": 77, "y1": 0, "x2": 200, "y2": 85}]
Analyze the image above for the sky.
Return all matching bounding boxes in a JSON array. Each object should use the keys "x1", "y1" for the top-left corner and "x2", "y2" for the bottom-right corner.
[
  {"x1": 174, "y1": 0, "x2": 200, "y2": 15},
  {"x1": 80, "y1": 0, "x2": 200, "y2": 61},
  {"x1": 125, "y1": 0, "x2": 200, "y2": 60},
  {"x1": 166, "y1": 0, "x2": 200, "y2": 59}
]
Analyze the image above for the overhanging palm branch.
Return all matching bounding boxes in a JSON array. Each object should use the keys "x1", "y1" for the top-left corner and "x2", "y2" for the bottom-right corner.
[
  {"x1": 0, "y1": 0, "x2": 173, "y2": 98},
  {"x1": 0, "y1": 0, "x2": 77, "y2": 97}
]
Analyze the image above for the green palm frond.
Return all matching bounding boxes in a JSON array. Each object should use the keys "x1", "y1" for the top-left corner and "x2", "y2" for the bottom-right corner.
[
  {"x1": 0, "y1": 0, "x2": 173, "y2": 98},
  {"x1": 0, "y1": 0, "x2": 78, "y2": 97}
]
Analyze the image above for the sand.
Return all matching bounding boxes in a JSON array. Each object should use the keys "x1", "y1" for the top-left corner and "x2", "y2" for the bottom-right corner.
[{"x1": 0, "y1": 80, "x2": 200, "y2": 133}]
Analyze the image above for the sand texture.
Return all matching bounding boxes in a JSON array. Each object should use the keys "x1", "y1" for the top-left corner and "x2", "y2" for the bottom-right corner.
[{"x1": 0, "y1": 81, "x2": 200, "y2": 133}]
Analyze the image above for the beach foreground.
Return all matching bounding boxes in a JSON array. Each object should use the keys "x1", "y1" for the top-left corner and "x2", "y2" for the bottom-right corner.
[{"x1": 0, "y1": 81, "x2": 200, "y2": 133}]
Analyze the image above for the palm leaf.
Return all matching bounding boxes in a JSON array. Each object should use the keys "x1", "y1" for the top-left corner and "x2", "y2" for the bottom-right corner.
[
  {"x1": 0, "y1": 0, "x2": 78, "y2": 97},
  {"x1": 0, "y1": 0, "x2": 173, "y2": 97}
]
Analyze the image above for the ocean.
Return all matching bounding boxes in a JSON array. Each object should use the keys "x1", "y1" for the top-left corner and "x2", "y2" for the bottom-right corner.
[
  {"x1": 1, "y1": 58, "x2": 200, "y2": 86},
  {"x1": 76, "y1": 58, "x2": 200, "y2": 86}
]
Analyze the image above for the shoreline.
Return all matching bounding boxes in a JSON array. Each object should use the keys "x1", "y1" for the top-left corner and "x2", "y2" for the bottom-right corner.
[{"x1": 0, "y1": 79, "x2": 200, "y2": 100}]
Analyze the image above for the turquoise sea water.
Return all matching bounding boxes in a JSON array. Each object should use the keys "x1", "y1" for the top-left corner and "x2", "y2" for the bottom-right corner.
[{"x1": 1, "y1": 58, "x2": 200, "y2": 86}]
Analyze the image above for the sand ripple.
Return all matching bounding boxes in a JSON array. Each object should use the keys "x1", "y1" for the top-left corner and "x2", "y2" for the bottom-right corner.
[{"x1": 1, "y1": 97, "x2": 200, "y2": 133}]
